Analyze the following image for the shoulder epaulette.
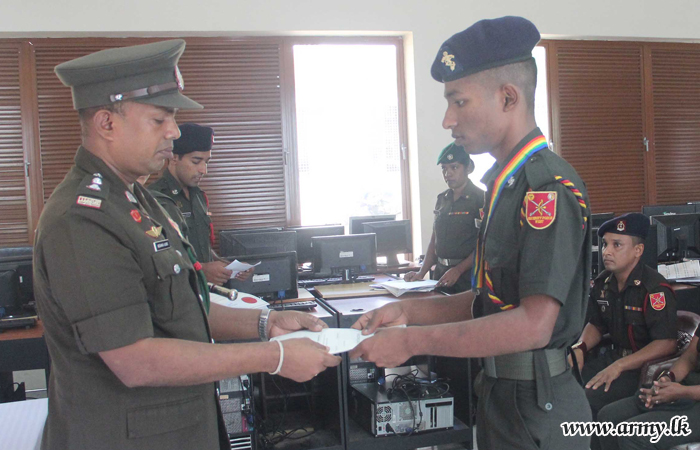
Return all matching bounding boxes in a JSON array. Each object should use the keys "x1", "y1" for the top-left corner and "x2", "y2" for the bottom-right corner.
[
  {"x1": 641, "y1": 264, "x2": 673, "y2": 292},
  {"x1": 74, "y1": 173, "x2": 109, "y2": 210}
]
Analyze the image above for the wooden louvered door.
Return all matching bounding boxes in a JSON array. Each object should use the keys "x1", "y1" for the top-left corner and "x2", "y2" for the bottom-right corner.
[
  {"x1": 0, "y1": 43, "x2": 30, "y2": 245},
  {"x1": 647, "y1": 44, "x2": 700, "y2": 204},
  {"x1": 549, "y1": 41, "x2": 647, "y2": 215},
  {"x1": 175, "y1": 39, "x2": 288, "y2": 235},
  {"x1": 31, "y1": 38, "x2": 289, "y2": 249}
]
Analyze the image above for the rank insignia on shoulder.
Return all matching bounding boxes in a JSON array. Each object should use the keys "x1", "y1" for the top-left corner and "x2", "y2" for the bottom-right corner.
[
  {"x1": 130, "y1": 210, "x2": 142, "y2": 223},
  {"x1": 125, "y1": 190, "x2": 138, "y2": 203},
  {"x1": 76, "y1": 195, "x2": 102, "y2": 209},
  {"x1": 525, "y1": 191, "x2": 557, "y2": 230},
  {"x1": 650, "y1": 292, "x2": 666, "y2": 311},
  {"x1": 634, "y1": 280, "x2": 641, "y2": 286},
  {"x1": 506, "y1": 176, "x2": 515, "y2": 187},
  {"x1": 92, "y1": 178, "x2": 102, "y2": 185},
  {"x1": 87, "y1": 183, "x2": 101, "y2": 191},
  {"x1": 146, "y1": 226, "x2": 162, "y2": 239}
]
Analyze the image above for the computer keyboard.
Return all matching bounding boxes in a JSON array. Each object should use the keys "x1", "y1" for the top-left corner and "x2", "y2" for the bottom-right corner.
[
  {"x1": 0, "y1": 314, "x2": 37, "y2": 330},
  {"x1": 268, "y1": 301, "x2": 317, "y2": 311},
  {"x1": 298, "y1": 275, "x2": 375, "y2": 288}
]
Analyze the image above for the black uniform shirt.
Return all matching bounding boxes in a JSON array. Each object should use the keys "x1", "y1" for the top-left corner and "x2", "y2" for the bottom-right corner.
[
  {"x1": 589, "y1": 262, "x2": 677, "y2": 351},
  {"x1": 149, "y1": 169, "x2": 213, "y2": 262},
  {"x1": 474, "y1": 128, "x2": 592, "y2": 350},
  {"x1": 34, "y1": 147, "x2": 223, "y2": 450},
  {"x1": 433, "y1": 180, "x2": 484, "y2": 260}
]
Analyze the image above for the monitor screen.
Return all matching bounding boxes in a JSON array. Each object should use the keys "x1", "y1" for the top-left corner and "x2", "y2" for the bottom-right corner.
[
  {"x1": 287, "y1": 225, "x2": 345, "y2": 263},
  {"x1": 591, "y1": 212, "x2": 616, "y2": 229},
  {"x1": 225, "y1": 251, "x2": 298, "y2": 302},
  {"x1": 0, "y1": 255, "x2": 33, "y2": 313},
  {"x1": 362, "y1": 220, "x2": 412, "y2": 266},
  {"x1": 651, "y1": 213, "x2": 700, "y2": 262},
  {"x1": 348, "y1": 215, "x2": 396, "y2": 235},
  {"x1": 219, "y1": 230, "x2": 297, "y2": 257},
  {"x1": 311, "y1": 234, "x2": 377, "y2": 279},
  {"x1": 643, "y1": 204, "x2": 696, "y2": 217}
]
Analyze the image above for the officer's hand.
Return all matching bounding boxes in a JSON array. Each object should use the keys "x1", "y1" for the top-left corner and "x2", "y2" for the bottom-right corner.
[
  {"x1": 351, "y1": 303, "x2": 409, "y2": 335},
  {"x1": 268, "y1": 310, "x2": 327, "y2": 338},
  {"x1": 235, "y1": 266, "x2": 255, "y2": 281},
  {"x1": 201, "y1": 261, "x2": 233, "y2": 286},
  {"x1": 585, "y1": 361, "x2": 623, "y2": 392},
  {"x1": 567, "y1": 348, "x2": 585, "y2": 372},
  {"x1": 437, "y1": 268, "x2": 461, "y2": 288},
  {"x1": 640, "y1": 380, "x2": 687, "y2": 408},
  {"x1": 348, "y1": 327, "x2": 413, "y2": 368},
  {"x1": 277, "y1": 338, "x2": 341, "y2": 383},
  {"x1": 403, "y1": 271, "x2": 423, "y2": 282}
]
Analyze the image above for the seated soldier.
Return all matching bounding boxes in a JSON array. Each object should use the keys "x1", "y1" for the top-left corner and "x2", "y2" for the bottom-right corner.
[
  {"x1": 571, "y1": 213, "x2": 677, "y2": 427},
  {"x1": 598, "y1": 325, "x2": 700, "y2": 450}
]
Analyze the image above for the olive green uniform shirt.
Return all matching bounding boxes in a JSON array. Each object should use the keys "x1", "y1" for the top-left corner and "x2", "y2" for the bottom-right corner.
[
  {"x1": 149, "y1": 169, "x2": 214, "y2": 263},
  {"x1": 34, "y1": 147, "x2": 225, "y2": 450},
  {"x1": 432, "y1": 180, "x2": 484, "y2": 291},
  {"x1": 474, "y1": 128, "x2": 592, "y2": 350}
]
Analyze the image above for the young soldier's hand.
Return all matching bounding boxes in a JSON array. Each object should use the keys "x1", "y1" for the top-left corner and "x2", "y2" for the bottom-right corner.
[
  {"x1": 348, "y1": 327, "x2": 413, "y2": 368},
  {"x1": 351, "y1": 303, "x2": 409, "y2": 335},
  {"x1": 277, "y1": 338, "x2": 341, "y2": 382},
  {"x1": 403, "y1": 271, "x2": 424, "y2": 282},
  {"x1": 437, "y1": 268, "x2": 461, "y2": 287}
]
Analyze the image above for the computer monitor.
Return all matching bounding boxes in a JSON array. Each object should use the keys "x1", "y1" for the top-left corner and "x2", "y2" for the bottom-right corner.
[
  {"x1": 219, "y1": 230, "x2": 297, "y2": 257},
  {"x1": 651, "y1": 213, "x2": 700, "y2": 262},
  {"x1": 0, "y1": 255, "x2": 33, "y2": 315},
  {"x1": 362, "y1": 220, "x2": 412, "y2": 267},
  {"x1": 225, "y1": 251, "x2": 298, "y2": 302},
  {"x1": 348, "y1": 215, "x2": 396, "y2": 235},
  {"x1": 287, "y1": 225, "x2": 346, "y2": 264},
  {"x1": 591, "y1": 213, "x2": 616, "y2": 229},
  {"x1": 311, "y1": 234, "x2": 377, "y2": 281},
  {"x1": 642, "y1": 204, "x2": 696, "y2": 217}
]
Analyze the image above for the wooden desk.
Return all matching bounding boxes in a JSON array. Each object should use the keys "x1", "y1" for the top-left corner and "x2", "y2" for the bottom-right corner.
[{"x1": 0, "y1": 320, "x2": 50, "y2": 400}]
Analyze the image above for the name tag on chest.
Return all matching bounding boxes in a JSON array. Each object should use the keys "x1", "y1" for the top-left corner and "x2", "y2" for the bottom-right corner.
[
  {"x1": 154, "y1": 240, "x2": 171, "y2": 252},
  {"x1": 182, "y1": 212, "x2": 192, "y2": 218}
]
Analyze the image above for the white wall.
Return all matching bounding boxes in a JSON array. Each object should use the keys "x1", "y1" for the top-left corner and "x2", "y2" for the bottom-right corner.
[{"x1": 2, "y1": 0, "x2": 699, "y2": 254}]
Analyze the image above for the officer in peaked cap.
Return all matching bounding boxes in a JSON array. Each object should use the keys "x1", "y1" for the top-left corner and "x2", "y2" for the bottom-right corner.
[
  {"x1": 572, "y1": 213, "x2": 676, "y2": 449},
  {"x1": 149, "y1": 123, "x2": 254, "y2": 285},
  {"x1": 405, "y1": 142, "x2": 483, "y2": 294},
  {"x1": 351, "y1": 16, "x2": 593, "y2": 449},
  {"x1": 34, "y1": 40, "x2": 339, "y2": 450}
]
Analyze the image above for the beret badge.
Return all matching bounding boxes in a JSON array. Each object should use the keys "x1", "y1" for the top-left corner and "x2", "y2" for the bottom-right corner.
[{"x1": 442, "y1": 51, "x2": 456, "y2": 71}]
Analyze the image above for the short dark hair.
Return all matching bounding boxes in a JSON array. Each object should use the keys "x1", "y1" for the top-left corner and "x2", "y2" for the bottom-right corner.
[
  {"x1": 631, "y1": 236, "x2": 644, "y2": 246},
  {"x1": 78, "y1": 102, "x2": 125, "y2": 140},
  {"x1": 474, "y1": 58, "x2": 537, "y2": 113}
]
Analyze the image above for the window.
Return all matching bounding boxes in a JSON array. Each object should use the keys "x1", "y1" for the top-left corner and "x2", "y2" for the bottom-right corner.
[{"x1": 291, "y1": 42, "x2": 407, "y2": 229}]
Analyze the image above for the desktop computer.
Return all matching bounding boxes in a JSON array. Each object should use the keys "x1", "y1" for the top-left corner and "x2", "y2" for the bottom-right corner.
[
  {"x1": 348, "y1": 214, "x2": 396, "y2": 235},
  {"x1": 362, "y1": 219, "x2": 412, "y2": 267},
  {"x1": 651, "y1": 213, "x2": 700, "y2": 262},
  {"x1": 349, "y1": 383, "x2": 454, "y2": 436},
  {"x1": 219, "y1": 230, "x2": 297, "y2": 257},
  {"x1": 643, "y1": 204, "x2": 697, "y2": 217},
  {"x1": 225, "y1": 251, "x2": 299, "y2": 302},
  {"x1": 311, "y1": 234, "x2": 377, "y2": 281},
  {"x1": 287, "y1": 224, "x2": 345, "y2": 264},
  {"x1": 219, "y1": 375, "x2": 256, "y2": 450}
]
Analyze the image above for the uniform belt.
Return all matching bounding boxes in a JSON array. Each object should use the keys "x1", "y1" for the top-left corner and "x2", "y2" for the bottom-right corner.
[
  {"x1": 437, "y1": 257, "x2": 463, "y2": 267},
  {"x1": 483, "y1": 348, "x2": 567, "y2": 381}
]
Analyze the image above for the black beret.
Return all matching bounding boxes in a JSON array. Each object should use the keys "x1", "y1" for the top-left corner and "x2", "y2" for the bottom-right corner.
[
  {"x1": 431, "y1": 16, "x2": 541, "y2": 83},
  {"x1": 437, "y1": 142, "x2": 471, "y2": 166},
  {"x1": 597, "y1": 213, "x2": 650, "y2": 240},
  {"x1": 173, "y1": 123, "x2": 214, "y2": 155}
]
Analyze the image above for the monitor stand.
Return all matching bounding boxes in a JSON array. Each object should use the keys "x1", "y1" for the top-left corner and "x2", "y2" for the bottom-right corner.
[{"x1": 377, "y1": 254, "x2": 409, "y2": 268}]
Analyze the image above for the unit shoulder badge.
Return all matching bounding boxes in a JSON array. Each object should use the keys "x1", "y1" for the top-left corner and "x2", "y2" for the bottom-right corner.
[
  {"x1": 525, "y1": 191, "x2": 557, "y2": 230},
  {"x1": 650, "y1": 292, "x2": 666, "y2": 311}
]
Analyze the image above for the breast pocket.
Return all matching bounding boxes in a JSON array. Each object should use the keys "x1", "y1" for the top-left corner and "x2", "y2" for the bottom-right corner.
[
  {"x1": 151, "y1": 248, "x2": 197, "y2": 321},
  {"x1": 483, "y1": 235, "x2": 519, "y2": 303}
]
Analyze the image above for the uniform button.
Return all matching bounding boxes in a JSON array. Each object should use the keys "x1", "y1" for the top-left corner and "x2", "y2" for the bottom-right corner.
[
  {"x1": 176, "y1": 250, "x2": 182, "y2": 257},
  {"x1": 545, "y1": 402, "x2": 553, "y2": 411},
  {"x1": 173, "y1": 264, "x2": 181, "y2": 274}
]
